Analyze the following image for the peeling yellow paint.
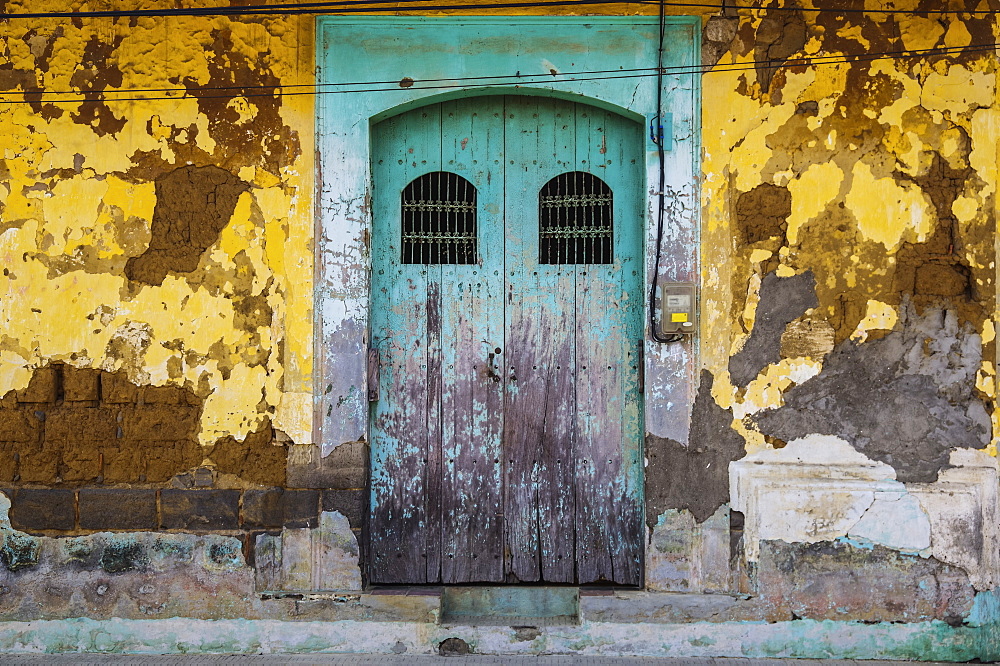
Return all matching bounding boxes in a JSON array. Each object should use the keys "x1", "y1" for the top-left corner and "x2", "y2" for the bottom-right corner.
[
  {"x1": 732, "y1": 358, "x2": 824, "y2": 420},
  {"x1": 786, "y1": 162, "x2": 844, "y2": 245},
  {"x1": 898, "y1": 16, "x2": 946, "y2": 52},
  {"x1": 0, "y1": 4, "x2": 316, "y2": 453},
  {"x1": 921, "y1": 66, "x2": 996, "y2": 118},
  {"x1": 851, "y1": 300, "x2": 899, "y2": 343},
  {"x1": 845, "y1": 160, "x2": 932, "y2": 251}
]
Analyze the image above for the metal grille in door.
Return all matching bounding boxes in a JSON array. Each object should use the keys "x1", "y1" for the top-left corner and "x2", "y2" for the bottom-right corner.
[
  {"x1": 401, "y1": 171, "x2": 477, "y2": 264},
  {"x1": 538, "y1": 171, "x2": 613, "y2": 264}
]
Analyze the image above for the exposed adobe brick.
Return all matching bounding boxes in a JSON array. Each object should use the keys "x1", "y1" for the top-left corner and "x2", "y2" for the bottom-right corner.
[
  {"x1": 100, "y1": 371, "x2": 137, "y2": 404},
  {"x1": 143, "y1": 385, "x2": 199, "y2": 405},
  {"x1": 0, "y1": 409, "x2": 41, "y2": 443},
  {"x1": 11, "y1": 488, "x2": 76, "y2": 531},
  {"x1": 62, "y1": 367, "x2": 100, "y2": 402},
  {"x1": 123, "y1": 406, "x2": 200, "y2": 442},
  {"x1": 321, "y1": 489, "x2": 363, "y2": 529},
  {"x1": 79, "y1": 488, "x2": 157, "y2": 530},
  {"x1": 209, "y1": 418, "x2": 286, "y2": 487},
  {"x1": 46, "y1": 408, "x2": 120, "y2": 442},
  {"x1": 160, "y1": 489, "x2": 240, "y2": 530},
  {"x1": 18, "y1": 444, "x2": 61, "y2": 484},
  {"x1": 16, "y1": 367, "x2": 58, "y2": 403},
  {"x1": 59, "y1": 448, "x2": 102, "y2": 484}
]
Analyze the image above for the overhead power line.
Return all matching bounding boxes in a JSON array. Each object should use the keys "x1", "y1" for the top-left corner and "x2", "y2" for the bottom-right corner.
[
  {"x1": 0, "y1": 0, "x2": 998, "y2": 19},
  {"x1": 0, "y1": 0, "x2": 672, "y2": 19},
  {"x1": 0, "y1": 40, "x2": 993, "y2": 105}
]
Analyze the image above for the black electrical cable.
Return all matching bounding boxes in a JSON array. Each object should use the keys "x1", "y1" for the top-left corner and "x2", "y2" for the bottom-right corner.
[
  {"x1": 0, "y1": 0, "x2": 997, "y2": 19},
  {"x1": 0, "y1": 66, "x2": 663, "y2": 98},
  {"x1": 0, "y1": 0, "x2": 670, "y2": 20},
  {"x1": 649, "y1": 0, "x2": 683, "y2": 344},
  {"x1": 2, "y1": 41, "x2": 992, "y2": 104}
]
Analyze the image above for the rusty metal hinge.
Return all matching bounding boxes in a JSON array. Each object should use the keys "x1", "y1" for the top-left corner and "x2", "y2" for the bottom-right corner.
[
  {"x1": 367, "y1": 347, "x2": 380, "y2": 401},
  {"x1": 638, "y1": 339, "x2": 645, "y2": 392}
]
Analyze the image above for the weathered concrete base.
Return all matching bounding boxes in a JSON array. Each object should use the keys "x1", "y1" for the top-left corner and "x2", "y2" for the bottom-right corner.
[{"x1": 0, "y1": 614, "x2": 995, "y2": 661}]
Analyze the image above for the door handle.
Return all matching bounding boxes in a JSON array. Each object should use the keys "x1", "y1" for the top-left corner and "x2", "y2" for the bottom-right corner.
[{"x1": 483, "y1": 341, "x2": 502, "y2": 383}]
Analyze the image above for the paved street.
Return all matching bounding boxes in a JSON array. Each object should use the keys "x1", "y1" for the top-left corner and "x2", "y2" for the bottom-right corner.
[{"x1": 0, "y1": 656, "x2": 953, "y2": 665}]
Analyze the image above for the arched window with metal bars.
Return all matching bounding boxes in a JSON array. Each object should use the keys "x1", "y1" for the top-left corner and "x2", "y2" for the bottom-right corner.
[
  {"x1": 538, "y1": 172, "x2": 613, "y2": 265},
  {"x1": 401, "y1": 171, "x2": 477, "y2": 264}
]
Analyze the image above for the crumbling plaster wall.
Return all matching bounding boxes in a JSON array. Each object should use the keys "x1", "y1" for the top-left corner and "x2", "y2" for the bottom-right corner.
[
  {"x1": 3, "y1": 0, "x2": 1000, "y2": 616},
  {"x1": 699, "y1": 0, "x2": 997, "y2": 458},
  {"x1": 0, "y1": 1, "x2": 316, "y2": 466},
  {"x1": 648, "y1": 0, "x2": 1000, "y2": 601}
]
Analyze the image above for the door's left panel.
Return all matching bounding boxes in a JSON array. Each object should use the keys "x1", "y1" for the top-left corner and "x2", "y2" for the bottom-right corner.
[{"x1": 369, "y1": 99, "x2": 506, "y2": 584}]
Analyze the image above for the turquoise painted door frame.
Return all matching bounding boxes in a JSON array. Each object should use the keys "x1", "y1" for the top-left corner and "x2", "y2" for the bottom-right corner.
[
  {"x1": 315, "y1": 17, "x2": 701, "y2": 589},
  {"x1": 316, "y1": 17, "x2": 700, "y2": 457},
  {"x1": 370, "y1": 95, "x2": 644, "y2": 584}
]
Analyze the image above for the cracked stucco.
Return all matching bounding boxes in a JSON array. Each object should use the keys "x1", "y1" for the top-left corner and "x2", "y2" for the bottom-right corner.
[
  {"x1": 700, "y1": 1, "x2": 998, "y2": 467},
  {"x1": 0, "y1": 2, "x2": 315, "y2": 447}
]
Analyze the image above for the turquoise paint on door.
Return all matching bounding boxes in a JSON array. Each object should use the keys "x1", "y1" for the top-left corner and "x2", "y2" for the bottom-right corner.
[{"x1": 370, "y1": 95, "x2": 644, "y2": 585}]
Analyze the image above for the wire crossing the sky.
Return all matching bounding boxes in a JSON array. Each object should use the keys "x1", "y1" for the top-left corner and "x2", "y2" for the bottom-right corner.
[
  {"x1": 0, "y1": 41, "x2": 994, "y2": 105},
  {"x1": 0, "y1": 0, "x2": 998, "y2": 19}
]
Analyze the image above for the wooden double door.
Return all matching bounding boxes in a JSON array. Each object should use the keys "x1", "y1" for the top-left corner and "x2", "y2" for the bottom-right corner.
[{"x1": 369, "y1": 95, "x2": 644, "y2": 585}]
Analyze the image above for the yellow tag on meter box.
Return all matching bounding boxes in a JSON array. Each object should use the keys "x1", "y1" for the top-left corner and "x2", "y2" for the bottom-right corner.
[{"x1": 671, "y1": 312, "x2": 688, "y2": 323}]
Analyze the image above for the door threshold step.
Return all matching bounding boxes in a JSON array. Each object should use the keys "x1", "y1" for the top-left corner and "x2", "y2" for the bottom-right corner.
[{"x1": 440, "y1": 586, "x2": 580, "y2": 626}]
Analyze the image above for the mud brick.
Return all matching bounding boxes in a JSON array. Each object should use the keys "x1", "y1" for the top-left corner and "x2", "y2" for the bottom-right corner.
[
  {"x1": 101, "y1": 446, "x2": 145, "y2": 484},
  {"x1": 45, "y1": 408, "x2": 119, "y2": 442},
  {"x1": 143, "y1": 385, "x2": 187, "y2": 404},
  {"x1": 17, "y1": 446, "x2": 61, "y2": 484},
  {"x1": 124, "y1": 407, "x2": 199, "y2": 441},
  {"x1": 100, "y1": 371, "x2": 137, "y2": 404},
  {"x1": 79, "y1": 489, "x2": 157, "y2": 530},
  {"x1": 321, "y1": 489, "x2": 363, "y2": 528},
  {"x1": 16, "y1": 367, "x2": 58, "y2": 403},
  {"x1": 0, "y1": 409, "x2": 40, "y2": 443},
  {"x1": 60, "y1": 447, "x2": 102, "y2": 483},
  {"x1": 242, "y1": 488, "x2": 282, "y2": 528},
  {"x1": 160, "y1": 489, "x2": 240, "y2": 530},
  {"x1": 144, "y1": 440, "x2": 201, "y2": 482},
  {"x1": 0, "y1": 451, "x2": 16, "y2": 483},
  {"x1": 62, "y1": 367, "x2": 100, "y2": 402},
  {"x1": 11, "y1": 488, "x2": 76, "y2": 531}
]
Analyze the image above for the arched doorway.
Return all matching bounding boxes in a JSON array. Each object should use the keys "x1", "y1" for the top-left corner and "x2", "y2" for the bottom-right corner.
[{"x1": 369, "y1": 95, "x2": 644, "y2": 585}]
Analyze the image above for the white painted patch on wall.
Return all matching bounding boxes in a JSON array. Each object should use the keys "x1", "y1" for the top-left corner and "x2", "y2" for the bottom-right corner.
[
  {"x1": 255, "y1": 511, "x2": 362, "y2": 592},
  {"x1": 730, "y1": 434, "x2": 999, "y2": 589}
]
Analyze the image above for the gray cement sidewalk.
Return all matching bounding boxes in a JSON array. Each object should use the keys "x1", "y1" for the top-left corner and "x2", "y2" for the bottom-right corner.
[{"x1": 0, "y1": 656, "x2": 953, "y2": 664}]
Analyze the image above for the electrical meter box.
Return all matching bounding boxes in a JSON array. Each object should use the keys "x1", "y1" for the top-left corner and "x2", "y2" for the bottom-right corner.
[{"x1": 658, "y1": 283, "x2": 697, "y2": 336}]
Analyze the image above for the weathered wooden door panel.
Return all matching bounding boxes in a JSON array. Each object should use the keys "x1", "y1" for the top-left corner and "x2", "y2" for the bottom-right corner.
[
  {"x1": 437, "y1": 99, "x2": 506, "y2": 584},
  {"x1": 370, "y1": 95, "x2": 643, "y2": 586},
  {"x1": 503, "y1": 96, "x2": 579, "y2": 583},
  {"x1": 569, "y1": 106, "x2": 644, "y2": 586},
  {"x1": 371, "y1": 99, "x2": 505, "y2": 584},
  {"x1": 370, "y1": 105, "x2": 438, "y2": 583}
]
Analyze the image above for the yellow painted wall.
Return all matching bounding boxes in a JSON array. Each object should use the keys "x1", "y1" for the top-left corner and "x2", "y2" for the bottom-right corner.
[
  {"x1": 0, "y1": 2, "x2": 316, "y2": 449},
  {"x1": 0, "y1": 0, "x2": 996, "y2": 459}
]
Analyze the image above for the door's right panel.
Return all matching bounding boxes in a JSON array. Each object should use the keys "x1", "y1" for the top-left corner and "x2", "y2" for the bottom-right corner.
[
  {"x1": 570, "y1": 105, "x2": 645, "y2": 586},
  {"x1": 503, "y1": 96, "x2": 644, "y2": 585},
  {"x1": 503, "y1": 96, "x2": 579, "y2": 584}
]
